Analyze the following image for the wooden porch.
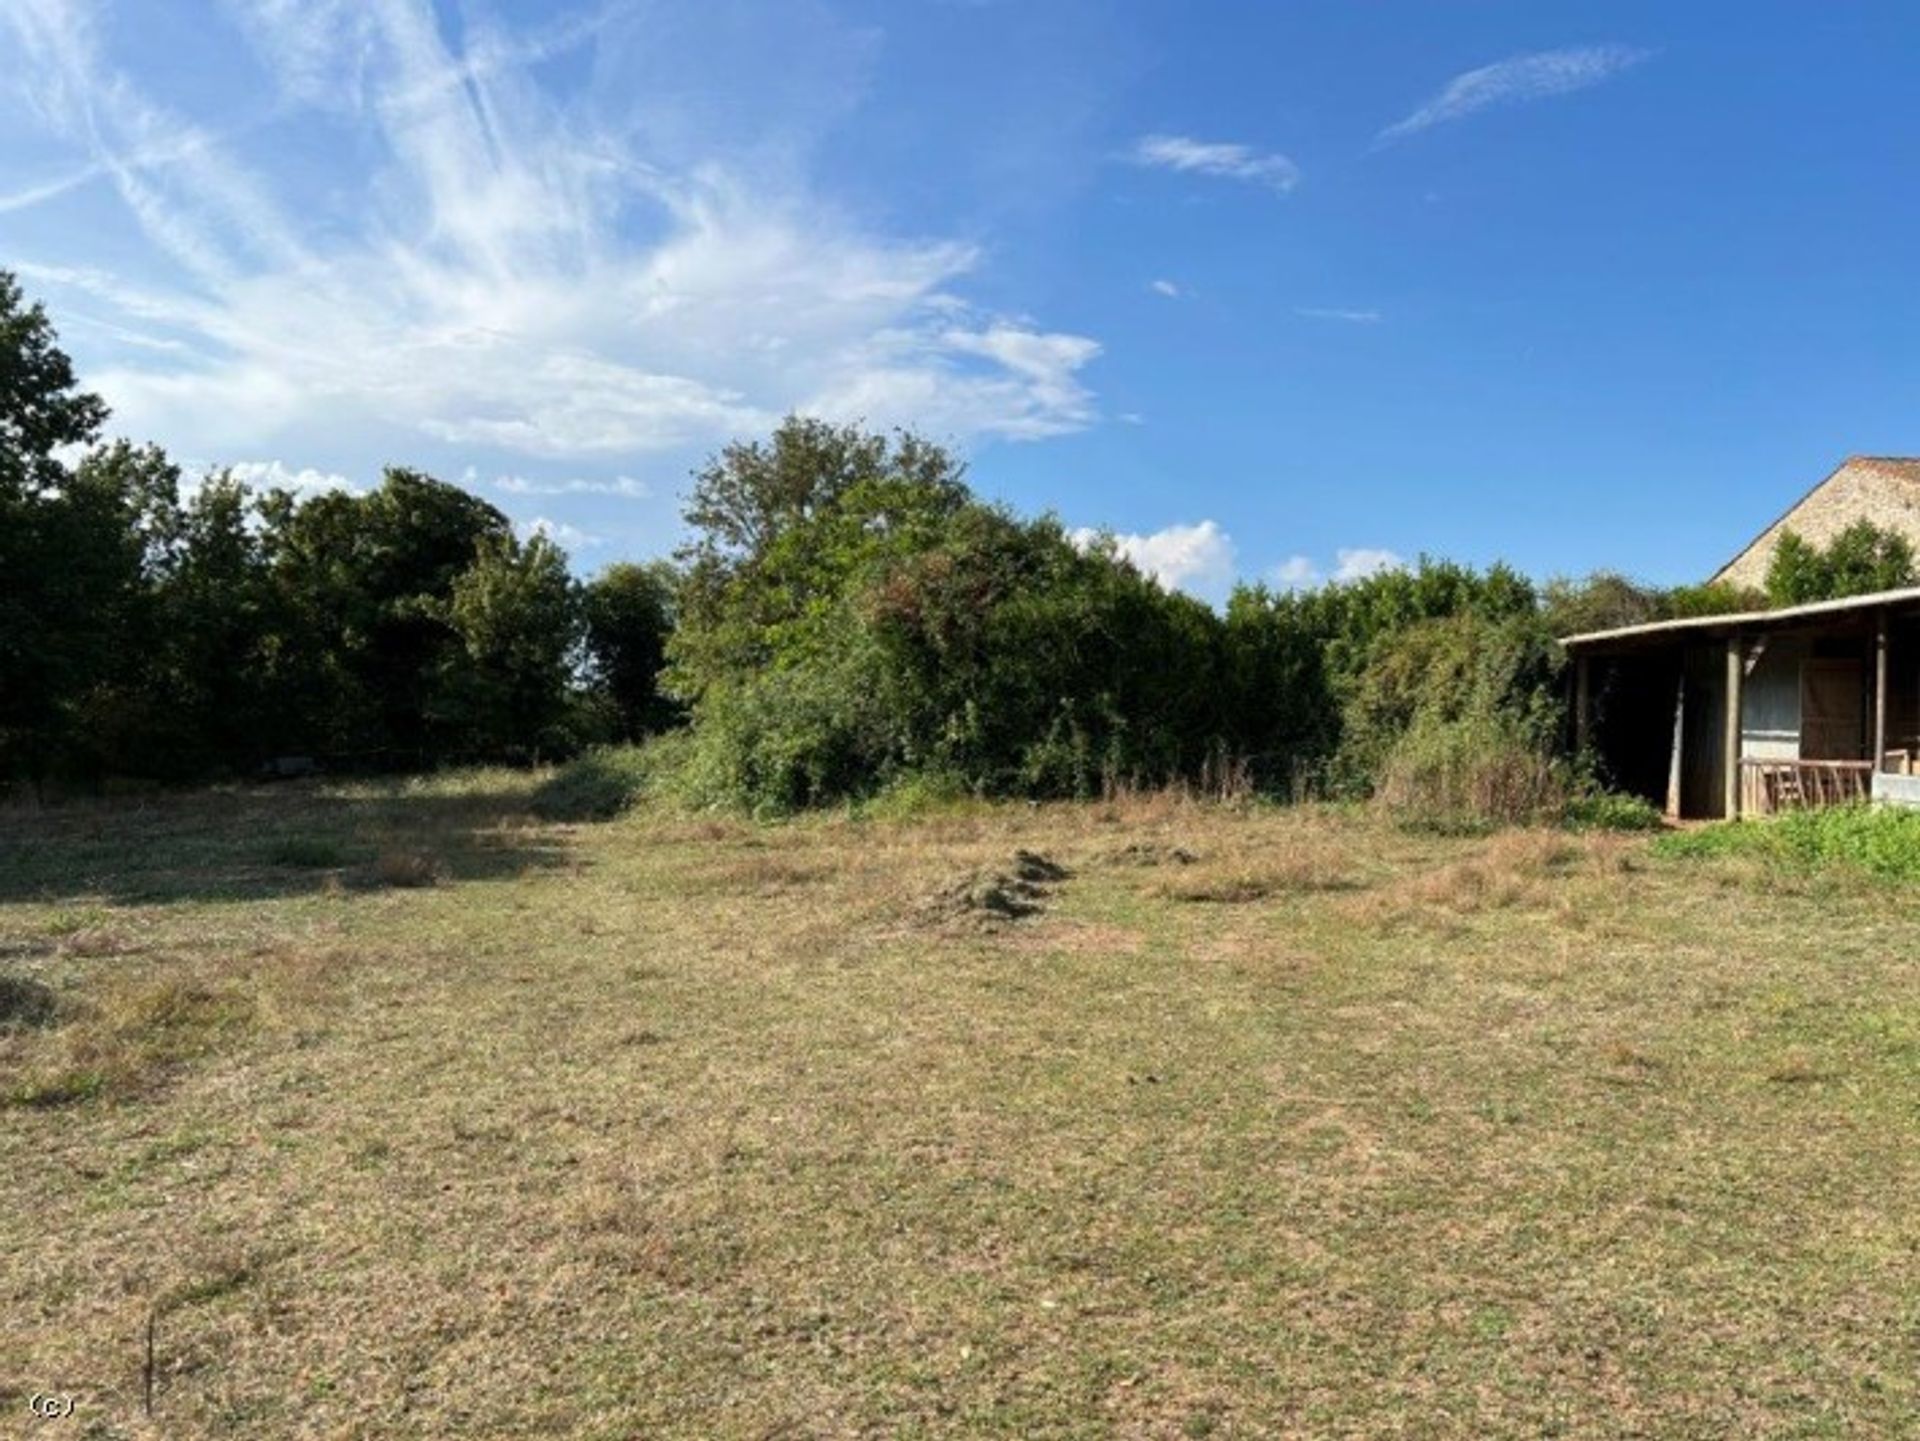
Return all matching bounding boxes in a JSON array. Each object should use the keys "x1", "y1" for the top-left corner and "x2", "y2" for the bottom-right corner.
[{"x1": 1565, "y1": 587, "x2": 1920, "y2": 821}]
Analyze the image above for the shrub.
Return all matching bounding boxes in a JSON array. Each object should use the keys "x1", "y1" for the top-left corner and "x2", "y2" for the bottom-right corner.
[
  {"x1": 532, "y1": 744, "x2": 662, "y2": 822},
  {"x1": 1564, "y1": 790, "x2": 1665, "y2": 833},
  {"x1": 372, "y1": 850, "x2": 439, "y2": 888},
  {"x1": 268, "y1": 836, "x2": 344, "y2": 868},
  {"x1": 1654, "y1": 803, "x2": 1920, "y2": 879},
  {"x1": 1374, "y1": 715, "x2": 1569, "y2": 833}
]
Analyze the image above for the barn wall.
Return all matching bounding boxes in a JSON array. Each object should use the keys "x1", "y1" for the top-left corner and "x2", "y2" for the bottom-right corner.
[{"x1": 1739, "y1": 634, "x2": 1806, "y2": 760}]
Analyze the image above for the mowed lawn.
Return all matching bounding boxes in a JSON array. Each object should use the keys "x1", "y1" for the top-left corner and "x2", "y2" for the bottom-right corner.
[{"x1": 2, "y1": 779, "x2": 1915, "y2": 1439}]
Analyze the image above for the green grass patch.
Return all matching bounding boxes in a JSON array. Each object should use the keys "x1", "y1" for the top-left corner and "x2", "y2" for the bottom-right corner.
[
  {"x1": 1654, "y1": 802, "x2": 1920, "y2": 879},
  {"x1": 267, "y1": 836, "x2": 345, "y2": 868},
  {"x1": 531, "y1": 740, "x2": 683, "y2": 821}
]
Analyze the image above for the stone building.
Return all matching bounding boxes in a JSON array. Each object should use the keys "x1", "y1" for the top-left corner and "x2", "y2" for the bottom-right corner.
[
  {"x1": 1561, "y1": 455, "x2": 1920, "y2": 820},
  {"x1": 1713, "y1": 455, "x2": 1920, "y2": 591}
]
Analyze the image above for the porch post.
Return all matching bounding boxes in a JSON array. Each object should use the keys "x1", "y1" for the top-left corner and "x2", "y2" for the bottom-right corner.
[
  {"x1": 1874, "y1": 613, "x2": 1889, "y2": 772},
  {"x1": 1574, "y1": 653, "x2": 1592, "y2": 757},
  {"x1": 1724, "y1": 634, "x2": 1744, "y2": 819}
]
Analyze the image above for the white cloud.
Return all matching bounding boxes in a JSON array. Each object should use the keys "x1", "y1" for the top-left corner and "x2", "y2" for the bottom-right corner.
[
  {"x1": 224, "y1": 459, "x2": 360, "y2": 496},
  {"x1": 1149, "y1": 278, "x2": 1181, "y2": 298},
  {"x1": 489, "y1": 473, "x2": 652, "y2": 499},
  {"x1": 1271, "y1": 555, "x2": 1321, "y2": 589},
  {"x1": 1071, "y1": 520, "x2": 1236, "y2": 598},
  {"x1": 1378, "y1": 45, "x2": 1650, "y2": 144},
  {"x1": 1270, "y1": 548, "x2": 1405, "y2": 589},
  {"x1": 1334, "y1": 547, "x2": 1404, "y2": 581},
  {"x1": 519, "y1": 516, "x2": 606, "y2": 550},
  {"x1": 1131, "y1": 134, "x2": 1300, "y2": 194},
  {"x1": 1, "y1": 1, "x2": 1103, "y2": 464},
  {"x1": 1296, "y1": 306, "x2": 1382, "y2": 325}
]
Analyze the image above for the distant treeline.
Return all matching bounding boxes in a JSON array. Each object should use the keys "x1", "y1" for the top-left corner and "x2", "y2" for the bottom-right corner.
[{"x1": 3, "y1": 270, "x2": 1904, "y2": 813}]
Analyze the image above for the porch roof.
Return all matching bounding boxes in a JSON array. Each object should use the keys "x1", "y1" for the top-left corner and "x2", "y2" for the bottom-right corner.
[{"x1": 1560, "y1": 583, "x2": 1920, "y2": 650}]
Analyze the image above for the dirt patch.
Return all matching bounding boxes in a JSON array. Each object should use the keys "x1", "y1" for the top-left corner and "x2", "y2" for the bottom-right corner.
[{"x1": 923, "y1": 850, "x2": 1072, "y2": 928}]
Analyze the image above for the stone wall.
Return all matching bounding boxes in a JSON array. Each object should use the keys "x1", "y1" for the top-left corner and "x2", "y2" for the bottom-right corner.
[{"x1": 1714, "y1": 457, "x2": 1920, "y2": 590}]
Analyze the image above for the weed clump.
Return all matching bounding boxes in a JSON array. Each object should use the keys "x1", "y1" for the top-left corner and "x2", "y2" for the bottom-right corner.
[
  {"x1": 268, "y1": 836, "x2": 345, "y2": 868},
  {"x1": 1654, "y1": 803, "x2": 1920, "y2": 880},
  {"x1": 532, "y1": 745, "x2": 661, "y2": 822},
  {"x1": 373, "y1": 850, "x2": 439, "y2": 888}
]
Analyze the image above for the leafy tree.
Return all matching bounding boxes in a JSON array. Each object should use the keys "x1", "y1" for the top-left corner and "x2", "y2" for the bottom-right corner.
[
  {"x1": 669, "y1": 419, "x2": 1234, "y2": 810},
  {"x1": 1767, "y1": 522, "x2": 1916, "y2": 606},
  {"x1": 0, "y1": 270, "x2": 109, "y2": 500},
  {"x1": 435, "y1": 534, "x2": 581, "y2": 761},
  {"x1": 583, "y1": 561, "x2": 681, "y2": 739},
  {"x1": 0, "y1": 267, "x2": 165, "y2": 783}
]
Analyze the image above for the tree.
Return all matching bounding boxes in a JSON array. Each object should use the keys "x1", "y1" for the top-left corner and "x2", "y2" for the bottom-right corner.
[
  {"x1": 259, "y1": 468, "x2": 516, "y2": 763},
  {"x1": 1766, "y1": 522, "x2": 1916, "y2": 606},
  {"x1": 0, "y1": 270, "x2": 165, "y2": 783},
  {"x1": 583, "y1": 561, "x2": 681, "y2": 739},
  {"x1": 0, "y1": 270, "x2": 109, "y2": 501},
  {"x1": 436, "y1": 534, "x2": 581, "y2": 761}
]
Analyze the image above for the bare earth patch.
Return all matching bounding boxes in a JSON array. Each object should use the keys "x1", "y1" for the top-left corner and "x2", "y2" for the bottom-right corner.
[{"x1": 0, "y1": 781, "x2": 1914, "y2": 1437}]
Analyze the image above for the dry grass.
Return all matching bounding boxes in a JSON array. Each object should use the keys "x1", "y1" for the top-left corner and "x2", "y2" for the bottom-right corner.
[{"x1": 0, "y1": 778, "x2": 1915, "y2": 1438}]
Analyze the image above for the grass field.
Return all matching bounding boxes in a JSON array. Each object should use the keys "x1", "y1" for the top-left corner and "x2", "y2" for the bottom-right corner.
[{"x1": 2, "y1": 776, "x2": 1916, "y2": 1438}]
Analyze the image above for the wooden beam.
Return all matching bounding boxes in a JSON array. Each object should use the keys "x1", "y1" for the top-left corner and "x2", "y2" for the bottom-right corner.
[
  {"x1": 1724, "y1": 636, "x2": 1744, "y2": 819},
  {"x1": 1874, "y1": 613, "x2": 1889, "y2": 772},
  {"x1": 1666, "y1": 671, "x2": 1685, "y2": 819}
]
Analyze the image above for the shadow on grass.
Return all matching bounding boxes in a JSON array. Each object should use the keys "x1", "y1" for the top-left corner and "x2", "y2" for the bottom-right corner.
[{"x1": 0, "y1": 776, "x2": 575, "y2": 906}]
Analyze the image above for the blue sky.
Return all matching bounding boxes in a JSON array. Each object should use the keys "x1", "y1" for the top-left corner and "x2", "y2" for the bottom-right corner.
[{"x1": 4, "y1": 1, "x2": 1918, "y2": 601}]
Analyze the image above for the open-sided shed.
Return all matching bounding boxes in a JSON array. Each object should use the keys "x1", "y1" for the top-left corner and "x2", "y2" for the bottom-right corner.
[{"x1": 1562, "y1": 585, "x2": 1920, "y2": 819}]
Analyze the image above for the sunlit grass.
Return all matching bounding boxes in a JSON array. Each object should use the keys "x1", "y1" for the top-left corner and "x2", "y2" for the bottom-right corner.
[{"x1": 1, "y1": 777, "x2": 1913, "y2": 1436}]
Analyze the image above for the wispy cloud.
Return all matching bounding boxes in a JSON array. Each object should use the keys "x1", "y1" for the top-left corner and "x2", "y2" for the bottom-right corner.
[
  {"x1": 1148, "y1": 278, "x2": 1182, "y2": 298},
  {"x1": 1071, "y1": 520, "x2": 1237, "y2": 599},
  {"x1": 489, "y1": 473, "x2": 652, "y2": 499},
  {"x1": 225, "y1": 459, "x2": 360, "y2": 496},
  {"x1": 1, "y1": 1, "x2": 1103, "y2": 464},
  {"x1": 1131, "y1": 134, "x2": 1300, "y2": 194},
  {"x1": 520, "y1": 516, "x2": 608, "y2": 549},
  {"x1": 1295, "y1": 306, "x2": 1382, "y2": 325},
  {"x1": 1377, "y1": 45, "x2": 1650, "y2": 144}
]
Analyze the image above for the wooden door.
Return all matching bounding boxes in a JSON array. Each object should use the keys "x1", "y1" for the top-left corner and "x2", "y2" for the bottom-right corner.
[{"x1": 1801, "y1": 659, "x2": 1864, "y2": 760}]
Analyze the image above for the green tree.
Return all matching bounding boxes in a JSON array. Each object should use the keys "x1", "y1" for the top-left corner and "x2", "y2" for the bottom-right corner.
[
  {"x1": 259, "y1": 468, "x2": 515, "y2": 762},
  {"x1": 1767, "y1": 522, "x2": 1916, "y2": 606},
  {"x1": 436, "y1": 534, "x2": 581, "y2": 761},
  {"x1": 0, "y1": 266, "x2": 174, "y2": 784},
  {"x1": 583, "y1": 561, "x2": 681, "y2": 740}
]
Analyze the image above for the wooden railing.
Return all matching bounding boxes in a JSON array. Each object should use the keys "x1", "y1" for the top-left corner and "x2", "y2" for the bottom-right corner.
[{"x1": 1739, "y1": 759, "x2": 1873, "y2": 816}]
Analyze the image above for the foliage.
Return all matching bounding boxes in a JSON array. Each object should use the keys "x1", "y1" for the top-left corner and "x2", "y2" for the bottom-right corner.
[
  {"x1": 1655, "y1": 802, "x2": 1920, "y2": 879},
  {"x1": 1766, "y1": 522, "x2": 1916, "y2": 606},
  {"x1": 669, "y1": 417, "x2": 1234, "y2": 812},
  {"x1": 1540, "y1": 571, "x2": 1760, "y2": 638},
  {"x1": 530, "y1": 741, "x2": 681, "y2": 821},
  {"x1": 583, "y1": 561, "x2": 681, "y2": 740},
  {"x1": 1563, "y1": 788, "x2": 1665, "y2": 832},
  {"x1": 1373, "y1": 714, "x2": 1570, "y2": 832},
  {"x1": 435, "y1": 534, "x2": 580, "y2": 762}
]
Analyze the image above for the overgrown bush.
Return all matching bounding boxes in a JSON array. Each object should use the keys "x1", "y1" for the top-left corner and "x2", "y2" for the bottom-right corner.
[
  {"x1": 1373, "y1": 715, "x2": 1570, "y2": 832},
  {"x1": 532, "y1": 739, "x2": 684, "y2": 821},
  {"x1": 1655, "y1": 803, "x2": 1920, "y2": 879},
  {"x1": 1563, "y1": 789, "x2": 1665, "y2": 832}
]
